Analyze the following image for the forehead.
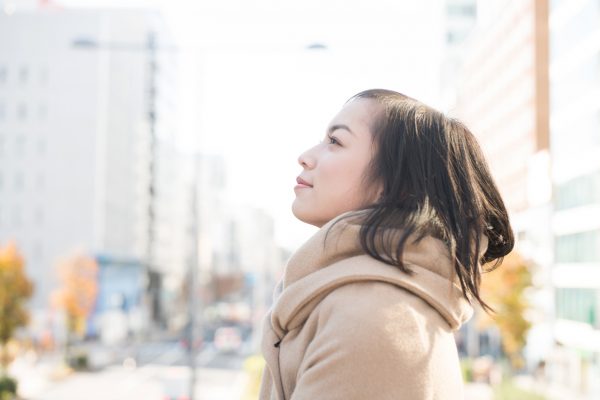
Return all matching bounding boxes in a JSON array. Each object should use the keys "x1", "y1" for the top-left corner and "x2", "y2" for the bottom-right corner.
[{"x1": 330, "y1": 98, "x2": 381, "y2": 134}]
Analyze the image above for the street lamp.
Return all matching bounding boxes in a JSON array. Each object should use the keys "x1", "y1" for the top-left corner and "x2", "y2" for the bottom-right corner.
[{"x1": 305, "y1": 42, "x2": 328, "y2": 50}]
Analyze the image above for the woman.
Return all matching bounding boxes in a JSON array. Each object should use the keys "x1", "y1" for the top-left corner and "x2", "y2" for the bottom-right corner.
[{"x1": 258, "y1": 89, "x2": 514, "y2": 400}]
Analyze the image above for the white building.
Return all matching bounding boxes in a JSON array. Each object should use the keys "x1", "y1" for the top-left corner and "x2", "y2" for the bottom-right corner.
[
  {"x1": 0, "y1": 6, "x2": 182, "y2": 330},
  {"x1": 448, "y1": 0, "x2": 556, "y2": 368},
  {"x1": 547, "y1": 0, "x2": 600, "y2": 395}
]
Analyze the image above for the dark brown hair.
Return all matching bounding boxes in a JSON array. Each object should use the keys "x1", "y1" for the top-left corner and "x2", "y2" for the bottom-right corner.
[{"x1": 332, "y1": 89, "x2": 514, "y2": 312}]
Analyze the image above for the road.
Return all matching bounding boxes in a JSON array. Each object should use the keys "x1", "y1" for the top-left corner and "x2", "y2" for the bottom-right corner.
[{"x1": 12, "y1": 341, "x2": 251, "y2": 400}]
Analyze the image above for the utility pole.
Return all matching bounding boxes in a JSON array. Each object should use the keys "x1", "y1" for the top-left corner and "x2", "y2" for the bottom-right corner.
[
  {"x1": 145, "y1": 30, "x2": 162, "y2": 330},
  {"x1": 187, "y1": 155, "x2": 201, "y2": 400}
]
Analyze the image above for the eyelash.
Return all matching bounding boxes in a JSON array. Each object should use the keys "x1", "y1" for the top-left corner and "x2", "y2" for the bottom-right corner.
[{"x1": 327, "y1": 135, "x2": 340, "y2": 145}]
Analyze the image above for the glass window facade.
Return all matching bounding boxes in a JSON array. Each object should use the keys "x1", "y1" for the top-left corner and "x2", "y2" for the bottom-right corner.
[
  {"x1": 556, "y1": 288, "x2": 599, "y2": 327},
  {"x1": 446, "y1": 3, "x2": 476, "y2": 17},
  {"x1": 15, "y1": 135, "x2": 26, "y2": 157},
  {"x1": 19, "y1": 67, "x2": 28, "y2": 85},
  {"x1": 17, "y1": 103, "x2": 27, "y2": 121},
  {"x1": 14, "y1": 171, "x2": 24, "y2": 191},
  {"x1": 556, "y1": 170, "x2": 600, "y2": 210},
  {"x1": 555, "y1": 230, "x2": 600, "y2": 263}
]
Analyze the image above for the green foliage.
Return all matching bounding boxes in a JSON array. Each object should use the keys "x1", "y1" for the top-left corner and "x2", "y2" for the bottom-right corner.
[
  {"x1": 66, "y1": 350, "x2": 89, "y2": 371},
  {"x1": 0, "y1": 375, "x2": 17, "y2": 398},
  {"x1": 493, "y1": 379, "x2": 546, "y2": 400},
  {"x1": 460, "y1": 358, "x2": 473, "y2": 382}
]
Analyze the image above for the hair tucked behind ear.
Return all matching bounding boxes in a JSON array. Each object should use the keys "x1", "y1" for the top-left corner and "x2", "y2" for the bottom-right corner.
[{"x1": 330, "y1": 89, "x2": 514, "y2": 313}]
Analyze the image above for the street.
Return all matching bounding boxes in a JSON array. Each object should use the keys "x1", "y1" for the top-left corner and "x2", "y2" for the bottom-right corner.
[{"x1": 11, "y1": 341, "x2": 250, "y2": 400}]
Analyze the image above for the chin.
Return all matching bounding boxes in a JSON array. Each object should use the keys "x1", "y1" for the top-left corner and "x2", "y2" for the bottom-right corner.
[{"x1": 291, "y1": 201, "x2": 325, "y2": 228}]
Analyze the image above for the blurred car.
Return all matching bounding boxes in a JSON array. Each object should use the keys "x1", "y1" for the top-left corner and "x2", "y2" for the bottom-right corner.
[{"x1": 213, "y1": 326, "x2": 242, "y2": 353}]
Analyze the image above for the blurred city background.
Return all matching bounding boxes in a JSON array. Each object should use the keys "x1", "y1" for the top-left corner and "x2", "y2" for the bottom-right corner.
[{"x1": 0, "y1": 0, "x2": 598, "y2": 399}]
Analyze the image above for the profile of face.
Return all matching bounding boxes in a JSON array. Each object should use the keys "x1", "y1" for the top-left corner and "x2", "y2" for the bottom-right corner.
[{"x1": 292, "y1": 98, "x2": 383, "y2": 227}]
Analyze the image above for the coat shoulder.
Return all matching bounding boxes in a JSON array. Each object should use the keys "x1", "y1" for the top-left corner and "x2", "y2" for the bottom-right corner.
[
  {"x1": 319, "y1": 279, "x2": 449, "y2": 328},
  {"x1": 311, "y1": 280, "x2": 454, "y2": 352},
  {"x1": 294, "y1": 280, "x2": 464, "y2": 398}
]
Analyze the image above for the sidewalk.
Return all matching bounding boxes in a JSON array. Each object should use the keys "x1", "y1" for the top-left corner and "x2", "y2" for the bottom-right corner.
[
  {"x1": 464, "y1": 382, "x2": 494, "y2": 400},
  {"x1": 513, "y1": 375, "x2": 598, "y2": 400},
  {"x1": 8, "y1": 352, "x2": 71, "y2": 399},
  {"x1": 464, "y1": 376, "x2": 599, "y2": 400}
]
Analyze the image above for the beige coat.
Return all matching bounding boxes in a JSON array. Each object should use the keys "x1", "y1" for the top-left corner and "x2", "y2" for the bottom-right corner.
[{"x1": 259, "y1": 212, "x2": 485, "y2": 400}]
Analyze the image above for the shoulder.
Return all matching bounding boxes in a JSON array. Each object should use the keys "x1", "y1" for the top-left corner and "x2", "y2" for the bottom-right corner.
[
  {"x1": 297, "y1": 280, "x2": 461, "y2": 392},
  {"x1": 319, "y1": 279, "x2": 442, "y2": 323},
  {"x1": 311, "y1": 281, "x2": 446, "y2": 352}
]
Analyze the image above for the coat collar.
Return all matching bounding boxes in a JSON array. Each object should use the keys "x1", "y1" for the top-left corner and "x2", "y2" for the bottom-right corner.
[{"x1": 272, "y1": 210, "x2": 486, "y2": 335}]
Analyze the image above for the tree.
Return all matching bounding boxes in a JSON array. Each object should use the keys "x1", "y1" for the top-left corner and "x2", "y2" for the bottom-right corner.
[
  {"x1": 479, "y1": 251, "x2": 533, "y2": 369},
  {"x1": 51, "y1": 253, "x2": 98, "y2": 344},
  {"x1": 0, "y1": 241, "x2": 34, "y2": 374}
]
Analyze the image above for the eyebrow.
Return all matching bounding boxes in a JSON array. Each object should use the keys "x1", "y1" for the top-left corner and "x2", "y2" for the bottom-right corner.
[{"x1": 327, "y1": 124, "x2": 355, "y2": 135}]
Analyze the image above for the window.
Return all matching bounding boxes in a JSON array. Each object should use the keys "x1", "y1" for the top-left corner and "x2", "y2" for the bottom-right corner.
[
  {"x1": 556, "y1": 288, "x2": 598, "y2": 327},
  {"x1": 35, "y1": 174, "x2": 44, "y2": 192},
  {"x1": 37, "y1": 138, "x2": 46, "y2": 156},
  {"x1": 39, "y1": 68, "x2": 48, "y2": 86},
  {"x1": 38, "y1": 104, "x2": 47, "y2": 121},
  {"x1": 446, "y1": 30, "x2": 470, "y2": 45},
  {"x1": 556, "y1": 170, "x2": 600, "y2": 210},
  {"x1": 14, "y1": 172, "x2": 24, "y2": 191},
  {"x1": 34, "y1": 207, "x2": 43, "y2": 226},
  {"x1": 16, "y1": 136, "x2": 26, "y2": 157},
  {"x1": 17, "y1": 103, "x2": 27, "y2": 121},
  {"x1": 12, "y1": 206, "x2": 22, "y2": 227},
  {"x1": 446, "y1": 3, "x2": 476, "y2": 17},
  {"x1": 555, "y1": 230, "x2": 600, "y2": 263},
  {"x1": 19, "y1": 67, "x2": 28, "y2": 84},
  {"x1": 33, "y1": 241, "x2": 43, "y2": 261}
]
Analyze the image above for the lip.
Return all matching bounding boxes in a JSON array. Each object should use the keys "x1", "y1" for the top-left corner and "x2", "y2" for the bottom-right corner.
[{"x1": 295, "y1": 176, "x2": 313, "y2": 189}]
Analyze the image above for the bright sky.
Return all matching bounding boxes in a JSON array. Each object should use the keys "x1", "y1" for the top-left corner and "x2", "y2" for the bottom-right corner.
[{"x1": 58, "y1": 0, "x2": 446, "y2": 250}]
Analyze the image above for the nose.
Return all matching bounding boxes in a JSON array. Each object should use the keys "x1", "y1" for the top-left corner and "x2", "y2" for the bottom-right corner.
[{"x1": 297, "y1": 145, "x2": 317, "y2": 169}]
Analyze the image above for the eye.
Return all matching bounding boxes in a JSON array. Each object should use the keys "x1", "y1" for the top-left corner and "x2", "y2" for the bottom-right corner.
[{"x1": 327, "y1": 135, "x2": 340, "y2": 145}]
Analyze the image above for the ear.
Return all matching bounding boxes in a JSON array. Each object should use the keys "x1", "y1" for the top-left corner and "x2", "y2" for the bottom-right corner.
[
  {"x1": 366, "y1": 182, "x2": 384, "y2": 205},
  {"x1": 373, "y1": 181, "x2": 384, "y2": 201}
]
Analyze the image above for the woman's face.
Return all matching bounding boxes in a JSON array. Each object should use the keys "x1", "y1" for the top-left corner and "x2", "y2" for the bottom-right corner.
[{"x1": 292, "y1": 98, "x2": 382, "y2": 227}]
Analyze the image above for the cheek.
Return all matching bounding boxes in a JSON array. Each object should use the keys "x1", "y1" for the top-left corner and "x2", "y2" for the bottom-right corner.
[{"x1": 320, "y1": 153, "x2": 370, "y2": 201}]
